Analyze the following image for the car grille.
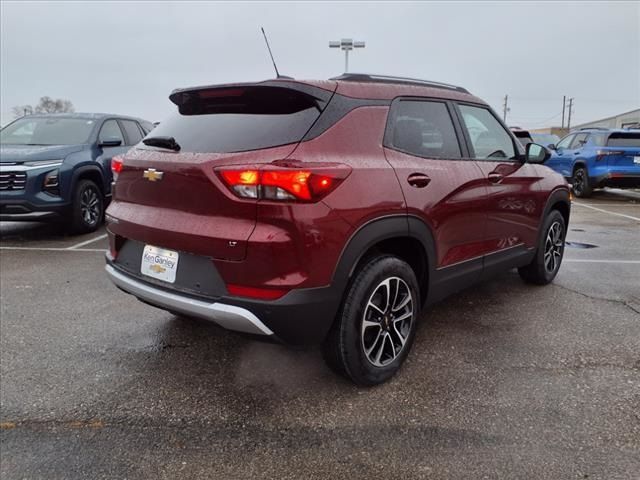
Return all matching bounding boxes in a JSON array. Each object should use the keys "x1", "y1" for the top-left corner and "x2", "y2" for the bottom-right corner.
[{"x1": 0, "y1": 172, "x2": 27, "y2": 190}]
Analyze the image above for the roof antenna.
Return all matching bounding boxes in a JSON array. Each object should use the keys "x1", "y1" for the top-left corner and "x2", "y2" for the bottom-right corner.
[{"x1": 261, "y1": 27, "x2": 282, "y2": 78}]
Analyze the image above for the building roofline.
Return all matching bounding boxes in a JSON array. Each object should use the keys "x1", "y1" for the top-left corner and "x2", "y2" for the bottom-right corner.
[{"x1": 572, "y1": 107, "x2": 640, "y2": 128}]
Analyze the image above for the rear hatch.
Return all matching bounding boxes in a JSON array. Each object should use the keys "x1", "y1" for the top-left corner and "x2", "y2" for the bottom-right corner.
[
  {"x1": 108, "y1": 81, "x2": 336, "y2": 261},
  {"x1": 601, "y1": 131, "x2": 640, "y2": 172}
]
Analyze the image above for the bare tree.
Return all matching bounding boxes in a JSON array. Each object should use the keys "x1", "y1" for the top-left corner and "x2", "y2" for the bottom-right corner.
[
  {"x1": 34, "y1": 97, "x2": 75, "y2": 114},
  {"x1": 11, "y1": 105, "x2": 33, "y2": 118},
  {"x1": 12, "y1": 97, "x2": 75, "y2": 118}
]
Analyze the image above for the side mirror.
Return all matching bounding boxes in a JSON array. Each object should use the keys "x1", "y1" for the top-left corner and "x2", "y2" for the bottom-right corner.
[
  {"x1": 99, "y1": 137, "x2": 122, "y2": 147},
  {"x1": 525, "y1": 143, "x2": 551, "y2": 164},
  {"x1": 547, "y1": 143, "x2": 556, "y2": 150}
]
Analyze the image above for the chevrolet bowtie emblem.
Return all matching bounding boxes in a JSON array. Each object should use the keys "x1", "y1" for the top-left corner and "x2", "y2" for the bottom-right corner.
[
  {"x1": 143, "y1": 168, "x2": 164, "y2": 182},
  {"x1": 149, "y1": 264, "x2": 166, "y2": 274}
]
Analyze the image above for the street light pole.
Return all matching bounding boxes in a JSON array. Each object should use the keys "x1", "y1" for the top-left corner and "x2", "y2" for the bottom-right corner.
[{"x1": 329, "y1": 38, "x2": 365, "y2": 73}]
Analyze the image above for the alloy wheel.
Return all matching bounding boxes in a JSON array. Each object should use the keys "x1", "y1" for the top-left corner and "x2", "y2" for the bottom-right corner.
[
  {"x1": 80, "y1": 187, "x2": 100, "y2": 226},
  {"x1": 544, "y1": 221, "x2": 564, "y2": 274},
  {"x1": 361, "y1": 277, "x2": 414, "y2": 367},
  {"x1": 573, "y1": 169, "x2": 585, "y2": 196}
]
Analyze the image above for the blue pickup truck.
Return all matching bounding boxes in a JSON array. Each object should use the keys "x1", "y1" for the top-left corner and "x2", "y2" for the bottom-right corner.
[
  {"x1": 546, "y1": 128, "x2": 640, "y2": 198},
  {"x1": 0, "y1": 113, "x2": 152, "y2": 233}
]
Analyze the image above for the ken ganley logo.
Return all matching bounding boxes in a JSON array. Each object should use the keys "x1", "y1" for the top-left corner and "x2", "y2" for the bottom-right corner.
[{"x1": 144, "y1": 252, "x2": 176, "y2": 274}]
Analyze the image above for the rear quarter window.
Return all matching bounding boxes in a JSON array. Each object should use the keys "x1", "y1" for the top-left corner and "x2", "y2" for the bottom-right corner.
[
  {"x1": 146, "y1": 86, "x2": 323, "y2": 153},
  {"x1": 386, "y1": 99, "x2": 462, "y2": 159}
]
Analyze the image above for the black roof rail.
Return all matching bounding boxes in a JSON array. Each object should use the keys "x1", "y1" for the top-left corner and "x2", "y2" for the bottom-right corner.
[
  {"x1": 330, "y1": 73, "x2": 470, "y2": 94},
  {"x1": 578, "y1": 127, "x2": 609, "y2": 131}
]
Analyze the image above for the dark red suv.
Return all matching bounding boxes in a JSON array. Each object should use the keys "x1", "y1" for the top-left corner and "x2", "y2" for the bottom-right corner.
[{"x1": 105, "y1": 74, "x2": 570, "y2": 385}]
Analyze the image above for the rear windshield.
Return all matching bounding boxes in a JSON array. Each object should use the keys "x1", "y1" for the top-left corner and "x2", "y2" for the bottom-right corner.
[
  {"x1": 147, "y1": 86, "x2": 323, "y2": 153},
  {"x1": 0, "y1": 117, "x2": 95, "y2": 145},
  {"x1": 607, "y1": 132, "x2": 640, "y2": 147}
]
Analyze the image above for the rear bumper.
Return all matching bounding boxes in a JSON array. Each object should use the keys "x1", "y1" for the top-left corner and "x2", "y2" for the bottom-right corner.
[
  {"x1": 592, "y1": 173, "x2": 640, "y2": 189},
  {"x1": 105, "y1": 257, "x2": 341, "y2": 345},
  {"x1": 106, "y1": 264, "x2": 274, "y2": 336}
]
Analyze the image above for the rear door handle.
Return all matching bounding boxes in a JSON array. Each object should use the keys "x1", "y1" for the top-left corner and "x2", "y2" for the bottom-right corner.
[
  {"x1": 407, "y1": 173, "x2": 431, "y2": 188},
  {"x1": 488, "y1": 172, "x2": 503, "y2": 184}
]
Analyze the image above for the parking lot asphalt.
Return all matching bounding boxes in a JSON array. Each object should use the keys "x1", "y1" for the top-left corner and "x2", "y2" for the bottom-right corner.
[{"x1": 1, "y1": 190, "x2": 639, "y2": 480}]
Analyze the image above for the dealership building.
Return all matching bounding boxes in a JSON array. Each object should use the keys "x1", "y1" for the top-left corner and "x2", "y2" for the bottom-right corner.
[
  {"x1": 572, "y1": 108, "x2": 640, "y2": 130},
  {"x1": 531, "y1": 108, "x2": 639, "y2": 137}
]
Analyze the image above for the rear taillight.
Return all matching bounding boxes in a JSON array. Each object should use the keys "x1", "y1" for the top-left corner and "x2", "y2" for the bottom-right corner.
[
  {"x1": 216, "y1": 163, "x2": 350, "y2": 202},
  {"x1": 111, "y1": 156, "x2": 124, "y2": 181},
  {"x1": 595, "y1": 150, "x2": 625, "y2": 161}
]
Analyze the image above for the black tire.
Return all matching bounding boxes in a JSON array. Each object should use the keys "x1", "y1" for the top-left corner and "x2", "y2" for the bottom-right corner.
[
  {"x1": 68, "y1": 179, "x2": 103, "y2": 234},
  {"x1": 518, "y1": 210, "x2": 566, "y2": 285},
  {"x1": 322, "y1": 255, "x2": 420, "y2": 386},
  {"x1": 572, "y1": 166, "x2": 593, "y2": 198}
]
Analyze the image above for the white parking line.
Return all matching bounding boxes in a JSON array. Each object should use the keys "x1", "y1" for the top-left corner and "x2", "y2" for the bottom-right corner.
[
  {"x1": 572, "y1": 202, "x2": 640, "y2": 222},
  {"x1": 0, "y1": 247, "x2": 105, "y2": 252},
  {"x1": 67, "y1": 233, "x2": 108, "y2": 250},
  {"x1": 563, "y1": 259, "x2": 640, "y2": 264},
  {"x1": 574, "y1": 203, "x2": 639, "y2": 207}
]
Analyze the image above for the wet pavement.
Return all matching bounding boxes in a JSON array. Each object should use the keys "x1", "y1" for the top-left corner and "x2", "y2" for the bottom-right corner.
[{"x1": 1, "y1": 189, "x2": 639, "y2": 479}]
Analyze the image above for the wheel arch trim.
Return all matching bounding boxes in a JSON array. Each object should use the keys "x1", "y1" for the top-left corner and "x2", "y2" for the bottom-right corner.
[
  {"x1": 70, "y1": 165, "x2": 107, "y2": 194},
  {"x1": 330, "y1": 214, "x2": 437, "y2": 300},
  {"x1": 540, "y1": 187, "x2": 571, "y2": 240}
]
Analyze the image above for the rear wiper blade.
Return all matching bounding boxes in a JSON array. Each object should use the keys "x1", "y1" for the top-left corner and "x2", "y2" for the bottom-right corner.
[{"x1": 142, "y1": 136, "x2": 181, "y2": 151}]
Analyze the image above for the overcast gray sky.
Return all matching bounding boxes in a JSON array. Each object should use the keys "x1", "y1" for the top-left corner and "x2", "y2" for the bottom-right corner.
[{"x1": 1, "y1": 1, "x2": 638, "y2": 127}]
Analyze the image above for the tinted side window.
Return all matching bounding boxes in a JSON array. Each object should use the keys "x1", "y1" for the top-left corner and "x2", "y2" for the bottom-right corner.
[
  {"x1": 388, "y1": 100, "x2": 461, "y2": 158},
  {"x1": 571, "y1": 133, "x2": 589, "y2": 149},
  {"x1": 99, "y1": 120, "x2": 124, "y2": 144},
  {"x1": 458, "y1": 105, "x2": 516, "y2": 159},
  {"x1": 556, "y1": 134, "x2": 574, "y2": 150},
  {"x1": 120, "y1": 120, "x2": 143, "y2": 146},
  {"x1": 590, "y1": 133, "x2": 607, "y2": 146}
]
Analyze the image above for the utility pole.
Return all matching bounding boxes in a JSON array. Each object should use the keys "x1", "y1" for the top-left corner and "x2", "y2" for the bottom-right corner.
[
  {"x1": 502, "y1": 94, "x2": 510, "y2": 123},
  {"x1": 329, "y1": 38, "x2": 365, "y2": 73},
  {"x1": 561, "y1": 95, "x2": 566, "y2": 128},
  {"x1": 567, "y1": 97, "x2": 574, "y2": 129}
]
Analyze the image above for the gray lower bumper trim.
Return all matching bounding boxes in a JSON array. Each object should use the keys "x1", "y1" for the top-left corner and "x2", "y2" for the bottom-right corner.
[
  {"x1": 105, "y1": 265, "x2": 273, "y2": 336},
  {"x1": 0, "y1": 211, "x2": 58, "y2": 221}
]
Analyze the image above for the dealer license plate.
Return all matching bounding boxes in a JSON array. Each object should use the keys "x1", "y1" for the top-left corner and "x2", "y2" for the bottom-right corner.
[{"x1": 141, "y1": 245, "x2": 179, "y2": 283}]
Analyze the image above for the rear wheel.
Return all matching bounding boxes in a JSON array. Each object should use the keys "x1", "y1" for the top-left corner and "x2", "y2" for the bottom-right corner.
[
  {"x1": 518, "y1": 210, "x2": 566, "y2": 285},
  {"x1": 322, "y1": 255, "x2": 419, "y2": 386},
  {"x1": 68, "y1": 179, "x2": 103, "y2": 234},
  {"x1": 572, "y1": 166, "x2": 593, "y2": 198}
]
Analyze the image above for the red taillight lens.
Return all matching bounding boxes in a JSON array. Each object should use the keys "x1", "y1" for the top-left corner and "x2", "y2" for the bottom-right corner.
[
  {"x1": 111, "y1": 156, "x2": 123, "y2": 181},
  {"x1": 595, "y1": 149, "x2": 625, "y2": 161},
  {"x1": 226, "y1": 284, "x2": 289, "y2": 300},
  {"x1": 216, "y1": 163, "x2": 350, "y2": 202},
  {"x1": 262, "y1": 170, "x2": 313, "y2": 200}
]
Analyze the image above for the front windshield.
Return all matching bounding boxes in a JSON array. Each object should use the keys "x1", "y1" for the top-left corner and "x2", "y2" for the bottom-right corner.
[{"x1": 0, "y1": 117, "x2": 96, "y2": 146}]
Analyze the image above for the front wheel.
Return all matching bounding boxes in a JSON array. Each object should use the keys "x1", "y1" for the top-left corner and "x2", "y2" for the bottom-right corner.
[
  {"x1": 68, "y1": 179, "x2": 103, "y2": 234},
  {"x1": 322, "y1": 255, "x2": 420, "y2": 386},
  {"x1": 518, "y1": 210, "x2": 566, "y2": 285}
]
